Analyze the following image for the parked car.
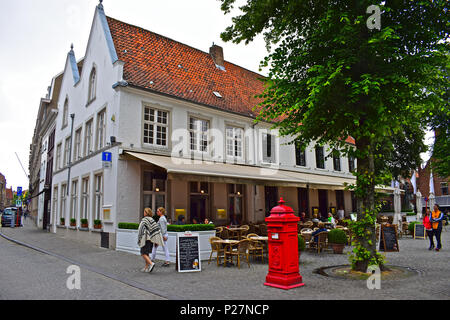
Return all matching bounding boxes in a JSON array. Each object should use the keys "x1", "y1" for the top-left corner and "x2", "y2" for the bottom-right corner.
[{"x1": 1, "y1": 207, "x2": 20, "y2": 227}]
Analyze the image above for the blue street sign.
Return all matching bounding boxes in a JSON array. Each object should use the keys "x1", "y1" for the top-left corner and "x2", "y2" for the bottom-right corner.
[
  {"x1": 102, "y1": 152, "x2": 112, "y2": 162},
  {"x1": 17, "y1": 187, "x2": 22, "y2": 196}
]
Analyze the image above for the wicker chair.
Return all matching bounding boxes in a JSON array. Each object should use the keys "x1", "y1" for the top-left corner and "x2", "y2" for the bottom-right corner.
[
  {"x1": 225, "y1": 239, "x2": 251, "y2": 268},
  {"x1": 246, "y1": 233, "x2": 264, "y2": 261},
  {"x1": 208, "y1": 237, "x2": 225, "y2": 266},
  {"x1": 221, "y1": 228, "x2": 230, "y2": 240},
  {"x1": 215, "y1": 226, "x2": 223, "y2": 237},
  {"x1": 240, "y1": 225, "x2": 250, "y2": 239},
  {"x1": 303, "y1": 221, "x2": 313, "y2": 228},
  {"x1": 309, "y1": 232, "x2": 329, "y2": 253},
  {"x1": 259, "y1": 224, "x2": 268, "y2": 236}
]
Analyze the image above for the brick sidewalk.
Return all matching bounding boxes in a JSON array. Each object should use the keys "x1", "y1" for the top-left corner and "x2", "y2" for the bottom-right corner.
[{"x1": 1, "y1": 219, "x2": 449, "y2": 300}]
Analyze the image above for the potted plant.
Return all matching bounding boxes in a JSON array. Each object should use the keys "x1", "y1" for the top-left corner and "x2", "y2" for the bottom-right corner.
[
  {"x1": 80, "y1": 218, "x2": 88, "y2": 228},
  {"x1": 94, "y1": 219, "x2": 102, "y2": 229},
  {"x1": 70, "y1": 218, "x2": 76, "y2": 227},
  {"x1": 60, "y1": 217, "x2": 65, "y2": 226},
  {"x1": 298, "y1": 234, "x2": 306, "y2": 254},
  {"x1": 327, "y1": 228, "x2": 348, "y2": 254}
]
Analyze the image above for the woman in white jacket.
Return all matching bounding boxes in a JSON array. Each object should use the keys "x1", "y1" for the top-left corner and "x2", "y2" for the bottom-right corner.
[{"x1": 151, "y1": 207, "x2": 171, "y2": 267}]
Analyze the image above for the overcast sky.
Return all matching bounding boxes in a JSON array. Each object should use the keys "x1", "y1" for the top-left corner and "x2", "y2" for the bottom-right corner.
[
  {"x1": 0, "y1": 0, "x2": 434, "y2": 191},
  {"x1": 0, "y1": 0, "x2": 269, "y2": 190}
]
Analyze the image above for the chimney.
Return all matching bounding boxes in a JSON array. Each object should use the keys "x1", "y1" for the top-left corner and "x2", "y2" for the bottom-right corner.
[{"x1": 209, "y1": 43, "x2": 225, "y2": 69}]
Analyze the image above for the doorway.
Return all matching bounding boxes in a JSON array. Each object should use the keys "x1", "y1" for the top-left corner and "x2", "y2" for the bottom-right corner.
[
  {"x1": 264, "y1": 186, "x2": 278, "y2": 216},
  {"x1": 318, "y1": 189, "x2": 328, "y2": 219},
  {"x1": 297, "y1": 187, "x2": 309, "y2": 217},
  {"x1": 190, "y1": 195, "x2": 207, "y2": 224}
]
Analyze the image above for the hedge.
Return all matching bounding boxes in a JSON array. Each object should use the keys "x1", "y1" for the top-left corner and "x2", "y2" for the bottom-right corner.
[
  {"x1": 118, "y1": 222, "x2": 139, "y2": 230},
  {"x1": 167, "y1": 224, "x2": 216, "y2": 232},
  {"x1": 117, "y1": 222, "x2": 215, "y2": 232}
]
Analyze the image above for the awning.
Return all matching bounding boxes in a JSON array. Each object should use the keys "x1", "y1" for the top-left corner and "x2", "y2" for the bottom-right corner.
[{"x1": 124, "y1": 151, "x2": 364, "y2": 190}]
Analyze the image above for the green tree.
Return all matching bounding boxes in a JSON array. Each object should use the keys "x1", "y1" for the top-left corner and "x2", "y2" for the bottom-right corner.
[{"x1": 219, "y1": 0, "x2": 448, "y2": 272}]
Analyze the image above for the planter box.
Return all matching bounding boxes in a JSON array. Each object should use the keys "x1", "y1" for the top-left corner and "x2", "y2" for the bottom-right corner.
[{"x1": 116, "y1": 229, "x2": 216, "y2": 263}]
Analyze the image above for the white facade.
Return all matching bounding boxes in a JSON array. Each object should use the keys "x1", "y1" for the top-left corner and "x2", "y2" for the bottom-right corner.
[{"x1": 49, "y1": 4, "x2": 359, "y2": 248}]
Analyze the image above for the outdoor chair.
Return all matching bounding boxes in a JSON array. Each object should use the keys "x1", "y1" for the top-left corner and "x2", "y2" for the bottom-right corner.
[
  {"x1": 208, "y1": 237, "x2": 225, "y2": 266},
  {"x1": 225, "y1": 239, "x2": 251, "y2": 269},
  {"x1": 215, "y1": 227, "x2": 223, "y2": 237},
  {"x1": 246, "y1": 233, "x2": 264, "y2": 262},
  {"x1": 240, "y1": 225, "x2": 250, "y2": 239},
  {"x1": 303, "y1": 221, "x2": 313, "y2": 228},
  {"x1": 308, "y1": 232, "x2": 329, "y2": 253},
  {"x1": 258, "y1": 224, "x2": 268, "y2": 236},
  {"x1": 221, "y1": 228, "x2": 230, "y2": 240}
]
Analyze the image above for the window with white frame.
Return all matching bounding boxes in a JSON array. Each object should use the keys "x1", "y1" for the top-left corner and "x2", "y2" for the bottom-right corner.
[
  {"x1": 96, "y1": 109, "x2": 106, "y2": 150},
  {"x1": 60, "y1": 184, "x2": 67, "y2": 221},
  {"x1": 64, "y1": 137, "x2": 71, "y2": 167},
  {"x1": 143, "y1": 107, "x2": 168, "y2": 147},
  {"x1": 295, "y1": 143, "x2": 306, "y2": 167},
  {"x1": 262, "y1": 133, "x2": 275, "y2": 163},
  {"x1": 81, "y1": 177, "x2": 89, "y2": 220},
  {"x1": 84, "y1": 119, "x2": 93, "y2": 156},
  {"x1": 189, "y1": 117, "x2": 209, "y2": 152},
  {"x1": 73, "y1": 128, "x2": 82, "y2": 162},
  {"x1": 143, "y1": 171, "x2": 166, "y2": 214},
  {"x1": 55, "y1": 143, "x2": 62, "y2": 170},
  {"x1": 93, "y1": 174, "x2": 103, "y2": 220},
  {"x1": 53, "y1": 186, "x2": 58, "y2": 224},
  {"x1": 88, "y1": 67, "x2": 97, "y2": 103},
  {"x1": 333, "y1": 154, "x2": 341, "y2": 171},
  {"x1": 226, "y1": 126, "x2": 243, "y2": 159},
  {"x1": 70, "y1": 180, "x2": 78, "y2": 220},
  {"x1": 315, "y1": 146, "x2": 325, "y2": 169},
  {"x1": 348, "y1": 156, "x2": 356, "y2": 172},
  {"x1": 62, "y1": 99, "x2": 69, "y2": 128}
]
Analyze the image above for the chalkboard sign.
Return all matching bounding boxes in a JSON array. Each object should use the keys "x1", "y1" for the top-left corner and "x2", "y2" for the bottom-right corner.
[
  {"x1": 379, "y1": 224, "x2": 399, "y2": 252},
  {"x1": 177, "y1": 232, "x2": 201, "y2": 273},
  {"x1": 414, "y1": 223, "x2": 426, "y2": 239}
]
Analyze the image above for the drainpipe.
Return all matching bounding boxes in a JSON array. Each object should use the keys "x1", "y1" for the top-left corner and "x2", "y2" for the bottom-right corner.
[
  {"x1": 66, "y1": 114, "x2": 75, "y2": 196},
  {"x1": 252, "y1": 122, "x2": 258, "y2": 222}
]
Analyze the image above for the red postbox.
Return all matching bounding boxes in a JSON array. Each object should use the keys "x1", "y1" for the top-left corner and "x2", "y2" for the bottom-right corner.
[{"x1": 264, "y1": 197, "x2": 304, "y2": 290}]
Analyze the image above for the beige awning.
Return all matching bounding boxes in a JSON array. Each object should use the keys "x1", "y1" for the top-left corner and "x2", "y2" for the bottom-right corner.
[{"x1": 123, "y1": 151, "x2": 371, "y2": 190}]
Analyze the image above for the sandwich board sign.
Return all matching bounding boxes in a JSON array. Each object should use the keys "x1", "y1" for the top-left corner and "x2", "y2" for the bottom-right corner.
[{"x1": 176, "y1": 232, "x2": 201, "y2": 273}]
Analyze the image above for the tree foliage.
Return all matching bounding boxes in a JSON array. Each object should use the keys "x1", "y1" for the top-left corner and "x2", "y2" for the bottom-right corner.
[{"x1": 220, "y1": 0, "x2": 448, "y2": 271}]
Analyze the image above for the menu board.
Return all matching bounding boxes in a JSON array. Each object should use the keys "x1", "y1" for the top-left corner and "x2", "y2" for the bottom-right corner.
[
  {"x1": 379, "y1": 224, "x2": 399, "y2": 252},
  {"x1": 177, "y1": 232, "x2": 201, "y2": 273},
  {"x1": 414, "y1": 223, "x2": 426, "y2": 239}
]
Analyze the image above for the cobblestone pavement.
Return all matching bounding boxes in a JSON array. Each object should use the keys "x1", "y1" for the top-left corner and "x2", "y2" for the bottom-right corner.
[{"x1": 1, "y1": 219, "x2": 449, "y2": 300}]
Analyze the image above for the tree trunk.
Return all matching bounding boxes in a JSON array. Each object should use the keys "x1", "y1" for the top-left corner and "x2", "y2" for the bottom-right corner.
[{"x1": 353, "y1": 138, "x2": 380, "y2": 273}]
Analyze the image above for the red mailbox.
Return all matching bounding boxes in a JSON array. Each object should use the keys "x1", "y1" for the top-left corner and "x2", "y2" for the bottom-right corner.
[{"x1": 264, "y1": 197, "x2": 304, "y2": 290}]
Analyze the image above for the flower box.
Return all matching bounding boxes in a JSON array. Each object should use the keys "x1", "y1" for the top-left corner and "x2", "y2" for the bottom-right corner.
[{"x1": 116, "y1": 228, "x2": 215, "y2": 263}]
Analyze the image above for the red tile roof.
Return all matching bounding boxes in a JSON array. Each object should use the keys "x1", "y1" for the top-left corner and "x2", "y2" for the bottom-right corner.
[
  {"x1": 106, "y1": 16, "x2": 355, "y2": 145},
  {"x1": 107, "y1": 16, "x2": 266, "y2": 118}
]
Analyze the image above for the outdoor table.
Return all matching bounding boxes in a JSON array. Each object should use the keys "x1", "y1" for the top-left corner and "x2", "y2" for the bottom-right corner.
[
  {"x1": 248, "y1": 236, "x2": 268, "y2": 241},
  {"x1": 212, "y1": 239, "x2": 239, "y2": 266},
  {"x1": 226, "y1": 227, "x2": 248, "y2": 240}
]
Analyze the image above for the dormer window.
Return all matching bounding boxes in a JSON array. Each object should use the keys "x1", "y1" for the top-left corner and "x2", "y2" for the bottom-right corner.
[{"x1": 88, "y1": 67, "x2": 97, "y2": 104}]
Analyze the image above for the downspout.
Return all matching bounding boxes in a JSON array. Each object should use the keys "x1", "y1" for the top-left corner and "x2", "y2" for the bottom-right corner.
[{"x1": 66, "y1": 114, "x2": 75, "y2": 196}]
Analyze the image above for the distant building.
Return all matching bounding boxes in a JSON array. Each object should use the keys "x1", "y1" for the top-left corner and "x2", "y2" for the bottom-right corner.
[
  {"x1": 0, "y1": 173, "x2": 6, "y2": 210},
  {"x1": 417, "y1": 159, "x2": 450, "y2": 212},
  {"x1": 5, "y1": 188, "x2": 14, "y2": 208}
]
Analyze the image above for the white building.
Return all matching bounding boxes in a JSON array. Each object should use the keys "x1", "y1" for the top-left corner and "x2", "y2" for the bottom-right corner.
[{"x1": 48, "y1": 3, "x2": 393, "y2": 248}]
